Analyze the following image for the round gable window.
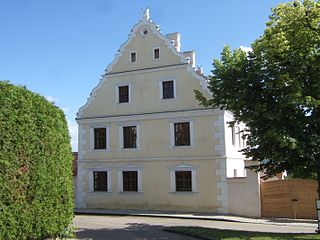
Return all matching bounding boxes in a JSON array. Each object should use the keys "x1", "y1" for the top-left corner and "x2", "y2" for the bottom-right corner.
[{"x1": 140, "y1": 28, "x2": 149, "y2": 37}]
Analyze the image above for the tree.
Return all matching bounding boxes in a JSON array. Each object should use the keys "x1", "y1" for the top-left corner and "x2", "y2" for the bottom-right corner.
[
  {"x1": 0, "y1": 81, "x2": 74, "y2": 239},
  {"x1": 196, "y1": 0, "x2": 320, "y2": 190}
]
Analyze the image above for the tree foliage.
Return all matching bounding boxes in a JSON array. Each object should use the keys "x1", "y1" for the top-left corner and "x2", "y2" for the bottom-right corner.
[
  {"x1": 196, "y1": 0, "x2": 320, "y2": 178},
  {"x1": 0, "y1": 81, "x2": 74, "y2": 239}
]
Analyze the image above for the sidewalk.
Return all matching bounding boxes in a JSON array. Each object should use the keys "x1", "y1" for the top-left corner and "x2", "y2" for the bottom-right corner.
[{"x1": 75, "y1": 208, "x2": 317, "y2": 229}]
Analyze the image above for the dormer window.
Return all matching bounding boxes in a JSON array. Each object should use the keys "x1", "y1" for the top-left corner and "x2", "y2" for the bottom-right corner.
[
  {"x1": 130, "y1": 51, "x2": 136, "y2": 63},
  {"x1": 154, "y1": 48, "x2": 160, "y2": 59}
]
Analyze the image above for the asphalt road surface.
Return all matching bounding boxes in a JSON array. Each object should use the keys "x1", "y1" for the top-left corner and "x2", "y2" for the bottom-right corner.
[{"x1": 74, "y1": 215, "x2": 315, "y2": 240}]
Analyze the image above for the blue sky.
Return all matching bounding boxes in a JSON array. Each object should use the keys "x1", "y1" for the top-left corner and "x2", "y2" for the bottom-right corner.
[{"x1": 0, "y1": 0, "x2": 287, "y2": 151}]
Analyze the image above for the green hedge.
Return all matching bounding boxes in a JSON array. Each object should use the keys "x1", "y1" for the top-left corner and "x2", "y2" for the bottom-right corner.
[{"x1": 0, "y1": 81, "x2": 74, "y2": 239}]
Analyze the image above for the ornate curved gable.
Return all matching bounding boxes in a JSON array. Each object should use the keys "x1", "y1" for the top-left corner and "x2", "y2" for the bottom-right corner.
[{"x1": 77, "y1": 9, "x2": 209, "y2": 118}]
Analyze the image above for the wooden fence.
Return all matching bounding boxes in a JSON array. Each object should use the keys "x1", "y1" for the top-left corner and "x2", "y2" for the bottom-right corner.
[{"x1": 261, "y1": 179, "x2": 317, "y2": 219}]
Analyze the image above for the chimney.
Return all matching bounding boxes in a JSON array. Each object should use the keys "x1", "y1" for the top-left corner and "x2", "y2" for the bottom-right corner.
[
  {"x1": 166, "y1": 32, "x2": 181, "y2": 52},
  {"x1": 183, "y1": 50, "x2": 196, "y2": 68}
]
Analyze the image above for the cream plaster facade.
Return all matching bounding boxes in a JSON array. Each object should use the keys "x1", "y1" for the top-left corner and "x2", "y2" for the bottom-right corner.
[{"x1": 76, "y1": 9, "x2": 249, "y2": 214}]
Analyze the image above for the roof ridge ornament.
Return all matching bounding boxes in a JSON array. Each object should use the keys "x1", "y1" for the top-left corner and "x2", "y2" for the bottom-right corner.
[{"x1": 143, "y1": 8, "x2": 150, "y2": 20}]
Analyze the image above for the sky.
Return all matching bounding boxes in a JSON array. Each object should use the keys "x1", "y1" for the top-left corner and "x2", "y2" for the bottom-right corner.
[{"x1": 0, "y1": 0, "x2": 288, "y2": 151}]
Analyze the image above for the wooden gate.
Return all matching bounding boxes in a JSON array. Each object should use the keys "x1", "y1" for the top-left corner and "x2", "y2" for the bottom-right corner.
[{"x1": 261, "y1": 179, "x2": 317, "y2": 219}]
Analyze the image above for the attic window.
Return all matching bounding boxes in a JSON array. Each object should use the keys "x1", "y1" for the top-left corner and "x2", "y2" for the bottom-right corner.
[
  {"x1": 154, "y1": 48, "x2": 160, "y2": 59},
  {"x1": 130, "y1": 52, "x2": 136, "y2": 63}
]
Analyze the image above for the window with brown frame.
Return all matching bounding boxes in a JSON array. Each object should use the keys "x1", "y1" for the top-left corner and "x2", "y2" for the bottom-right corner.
[
  {"x1": 174, "y1": 122, "x2": 190, "y2": 146},
  {"x1": 123, "y1": 171, "x2": 138, "y2": 192},
  {"x1": 175, "y1": 171, "x2": 192, "y2": 192},
  {"x1": 162, "y1": 80, "x2": 174, "y2": 99},
  {"x1": 119, "y1": 85, "x2": 129, "y2": 103},
  {"x1": 93, "y1": 171, "x2": 108, "y2": 191},
  {"x1": 94, "y1": 128, "x2": 106, "y2": 149},
  {"x1": 123, "y1": 126, "x2": 137, "y2": 148}
]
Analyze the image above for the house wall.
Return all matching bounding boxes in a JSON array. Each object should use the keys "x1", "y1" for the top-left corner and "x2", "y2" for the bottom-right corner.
[
  {"x1": 80, "y1": 113, "x2": 221, "y2": 160},
  {"x1": 79, "y1": 159, "x2": 219, "y2": 212},
  {"x1": 77, "y1": 112, "x2": 229, "y2": 213},
  {"x1": 79, "y1": 66, "x2": 211, "y2": 119}
]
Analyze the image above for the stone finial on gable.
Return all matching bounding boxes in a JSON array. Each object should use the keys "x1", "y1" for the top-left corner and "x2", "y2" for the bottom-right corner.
[{"x1": 143, "y1": 8, "x2": 150, "y2": 20}]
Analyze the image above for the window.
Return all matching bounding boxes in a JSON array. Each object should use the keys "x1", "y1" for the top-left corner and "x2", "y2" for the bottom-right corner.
[
  {"x1": 89, "y1": 168, "x2": 112, "y2": 192},
  {"x1": 175, "y1": 171, "x2": 192, "y2": 192},
  {"x1": 154, "y1": 48, "x2": 160, "y2": 59},
  {"x1": 237, "y1": 127, "x2": 241, "y2": 148},
  {"x1": 162, "y1": 80, "x2": 174, "y2": 99},
  {"x1": 117, "y1": 166, "x2": 143, "y2": 193},
  {"x1": 94, "y1": 128, "x2": 106, "y2": 149},
  {"x1": 123, "y1": 171, "x2": 138, "y2": 192},
  {"x1": 93, "y1": 171, "x2": 108, "y2": 191},
  {"x1": 174, "y1": 122, "x2": 190, "y2": 146},
  {"x1": 123, "y1": 126, "x2": 137, "y2": 148},
  {"x1": 130, "y1": 52, "x2": 136, "y2": 63},
  {"x1": 119, "y1": 85, "x2": 129, "y2": 103},
  {"x1": 169, "y1": 164, "x2": 198, "y2": 193},
  {"x1": 231, "y1": 125, "x2": 236, "y2": 146},
  {"x1": 233, "y1": 169, "x2": 238, "y2": 178}
]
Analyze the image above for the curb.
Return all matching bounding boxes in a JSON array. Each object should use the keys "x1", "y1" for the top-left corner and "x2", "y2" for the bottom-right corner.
[{"x1": 74, "y1": 210, "x2": 317, "y2": 228}]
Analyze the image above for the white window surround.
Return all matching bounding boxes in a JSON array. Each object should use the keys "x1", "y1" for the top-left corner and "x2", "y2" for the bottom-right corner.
[
  {"x1": 117, "y1": 165, "x2": 143, "y2": 193},
  {"x1": 89, "y1": 124, "x2": 111, "y2": 151},
  {"x1": 158, "y1": 78, "x2": 176, "y2": 101},
  {"x1": 168, "y1": 164, "x2": 198, "y2": 193},
  {"x1": 169, "y1": 119, "x2": 194, "y2": 148},
  {"x1": 153, "y1": 47, "x2": 160, "y2": 60},
  {"x1": 88, "y1": 167, "x2": 112, "y2": 193},
  {"x1": 115, "y1": 83, "x2": 132, "y2": 105},
  {"x1": 118, "y1": 123, "x2": 141, "y2": 151},
  {"x1": 129, "y1": 51, "x2": 137, "y2": 63}
]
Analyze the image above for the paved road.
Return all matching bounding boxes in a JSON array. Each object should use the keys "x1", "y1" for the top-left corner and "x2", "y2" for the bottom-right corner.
[{"x1": 74, "y1": 215, "x2": 315, "y2": 240}]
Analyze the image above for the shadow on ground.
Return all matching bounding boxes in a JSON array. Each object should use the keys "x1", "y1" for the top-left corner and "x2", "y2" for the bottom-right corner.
[{"x1": 76, "y1": 222, "x2": 200, "y2": 240}]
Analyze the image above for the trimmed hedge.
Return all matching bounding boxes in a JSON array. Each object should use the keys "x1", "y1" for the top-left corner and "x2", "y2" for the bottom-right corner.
[{"x1": 0, "y1": 81, "x2": 74, "y2": 239}]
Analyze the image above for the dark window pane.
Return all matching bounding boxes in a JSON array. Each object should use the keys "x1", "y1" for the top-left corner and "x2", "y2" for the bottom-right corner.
[
  {"x1": 130, "y1": 52, "x2": 136, "y2": 62},
  {"x1": 119, "y1": 86, "x2": 129, "y2": 103},
  {"x1": 94, "y1": 171, "x2": 108, "y2": 191},
  {"x1": 175, "y1": 171, "x2": 192, "y2": 192},
  {"x1": 162, "y1": 81, "x2": 174, "y2": 99},
  {"x1": 123, "y1": 126, "x2": 137, "y2": 148},
  {"x1": 154, "y1": 48, "x2": 160, "y2": 59},
  {"x1": 94, "y1": 128, "x2": 106, "y2": 149},
  {"x1": 174, "y1": 122, "x2": 190, "y2": 146},
  {"x1": 123, "y1": 171, "x2": 138, "y2": 192}
]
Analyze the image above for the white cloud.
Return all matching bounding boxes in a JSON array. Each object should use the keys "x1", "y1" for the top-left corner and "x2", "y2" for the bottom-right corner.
[
  {"x1": 45, "y1": 95, "x2": 58, "y2": 103},
  {"x1": 240, "y1": 46, "x2": 253, "y2": 53},
  {"x1": 68, "y1": 119, "x2": 78, "y2": 152}
]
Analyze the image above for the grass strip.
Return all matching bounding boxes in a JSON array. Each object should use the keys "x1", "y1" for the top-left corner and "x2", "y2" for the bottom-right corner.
[{"x1": 166, "y1": 226, "x2": 320, "y2": 240}]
